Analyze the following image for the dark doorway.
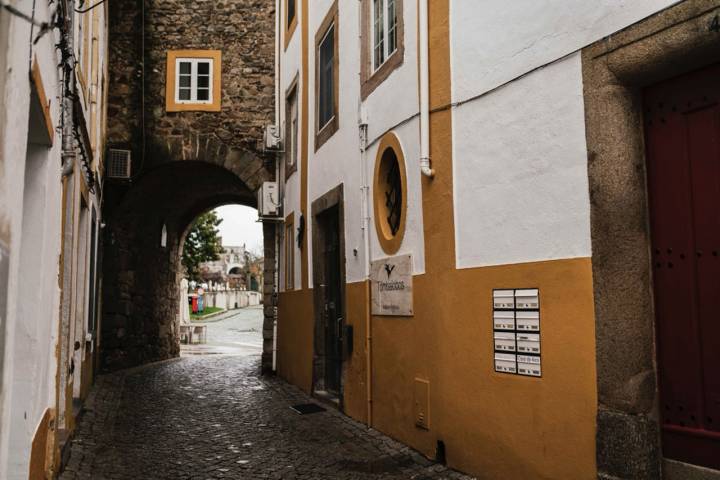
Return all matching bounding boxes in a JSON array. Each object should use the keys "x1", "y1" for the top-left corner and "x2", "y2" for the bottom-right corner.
[
  {"x1": 644, "y1": 63, "x2": 720, "y2": 470},
  {"x1": 311, "y1": 185, "x2": 346, "y2": 405}
]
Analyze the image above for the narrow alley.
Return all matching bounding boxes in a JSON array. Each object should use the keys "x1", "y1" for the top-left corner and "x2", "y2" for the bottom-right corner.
[{"x1": 59, "y1": 354, "x2": 469, "y2": 480}]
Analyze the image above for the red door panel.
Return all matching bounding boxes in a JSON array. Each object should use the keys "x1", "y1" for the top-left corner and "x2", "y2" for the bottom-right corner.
[{"x1": 644, "y1": 63, "x2": 720, "y2": 469}]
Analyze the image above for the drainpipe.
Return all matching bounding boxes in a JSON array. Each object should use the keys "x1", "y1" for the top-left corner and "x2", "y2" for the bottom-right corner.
[
  {"x1": 357, "y1": 0, "x2": 373, "y2": 428},
  {"x1": 272, "y1": 0, "x2": 281, "y2": 372},
  {"x1": 418, "y1": 0, "x2": 434, "y2": 178}
]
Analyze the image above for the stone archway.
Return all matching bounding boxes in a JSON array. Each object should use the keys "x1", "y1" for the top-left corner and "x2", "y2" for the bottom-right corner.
[
  {"x1": 101, "y1": 156, "x2": 276, "y2": 373},
  {"x1": 103, "y1": 0, "x2": 277, "y2": 373}
]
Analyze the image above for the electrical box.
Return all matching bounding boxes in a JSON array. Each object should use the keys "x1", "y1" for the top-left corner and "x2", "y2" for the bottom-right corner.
[
  {"x1": 414, "y1": 378, "x2": 430, "y2": 430},
  {"x1": 257, "y1": 182, "x2": 280, "y2": 217},
  {"x1": 493, "y1": 288, "x2": 541, "y2": 377},
  {"x1": 264, "y1": 124, "x2": 281, "y2": 150}
]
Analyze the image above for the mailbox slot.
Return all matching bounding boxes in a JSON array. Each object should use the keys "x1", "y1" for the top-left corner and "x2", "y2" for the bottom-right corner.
[
  {"x1": 493, "y1": 289, "x2": 515, "y2": 309},
  {"x1": 494, "y1": 331, "x2": 516, "y2": 352},
  {"x1": 516, "y1": 311, "x2": 539, "y2": 331},
  {"x1": 493, "y1": 311, "x2": 515, "y2": 330},
  {"x1": 515, "y1": 289, "x2": 539, "y2": 309},
  {"x1": 495, "y1": 353, "x2": 517, "y2": 374},
  {"x1": 516, "y1": 333, "x2": 541, "y2": 354},
  {"x1": 518, "y1": 362, "x2": 542, "y2": 377}
]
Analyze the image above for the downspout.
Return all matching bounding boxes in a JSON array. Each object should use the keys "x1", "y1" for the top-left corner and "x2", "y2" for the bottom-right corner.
[
  {"x1": 58, "y1": 0, "x2": 76, "y2": 432},
  {"x1": 358, "y1": 0, "x2": 373, "y2": 428},
  {"x1": 272, "y1": 0, "x2": 281, "y2": 372},
  {"x1": 418, "y1": 0, "x2": 434, "y2": 178}
]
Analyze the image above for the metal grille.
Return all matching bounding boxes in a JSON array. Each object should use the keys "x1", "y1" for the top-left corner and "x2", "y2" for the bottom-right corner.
[
  {"x1": 385, "y1": 157, "x2": 402, "y2": 235},
  {"x1": 107, "y1": 149, "x2": 131, "y2": 179}
]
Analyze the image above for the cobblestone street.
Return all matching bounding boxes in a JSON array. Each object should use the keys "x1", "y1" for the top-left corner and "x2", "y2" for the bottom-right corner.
[{"x1": 60, "y1": 355, "x2": 473, "y2": 479}]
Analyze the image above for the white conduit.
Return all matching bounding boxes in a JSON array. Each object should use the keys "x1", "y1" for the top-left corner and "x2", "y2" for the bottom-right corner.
[{"x1": 418, "y1": 0, "x2": 434, "y2": 178}]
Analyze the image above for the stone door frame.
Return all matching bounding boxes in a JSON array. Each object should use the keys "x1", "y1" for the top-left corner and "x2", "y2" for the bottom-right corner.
[{"x1": 582, "y1": 1, "x2": 720, "y2": 478}]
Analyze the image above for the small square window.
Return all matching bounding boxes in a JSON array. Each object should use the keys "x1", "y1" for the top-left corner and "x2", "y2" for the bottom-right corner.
[
  {"x1": 174, "y1": 58, "x2": 214, "y2": 105},
  {"x1": 166, "y1": 51, "x2": 221, "y2": 112}
]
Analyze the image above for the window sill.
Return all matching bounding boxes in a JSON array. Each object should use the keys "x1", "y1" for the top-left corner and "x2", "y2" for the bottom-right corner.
[
  {"x1": 315, "y1": 116, "x2": 338, "y2": 152},
  {"x1": 361, "y1": 45, "x2": 404, "y2": 100}
]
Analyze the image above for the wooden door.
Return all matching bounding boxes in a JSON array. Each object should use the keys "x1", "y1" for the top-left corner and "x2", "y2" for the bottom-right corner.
[
  {"x1": 644, "y1": 63, "x2": 720, "y2": 469},
  {"x1": 321, "y1": 207, "x2": 343, "y2": 395}
]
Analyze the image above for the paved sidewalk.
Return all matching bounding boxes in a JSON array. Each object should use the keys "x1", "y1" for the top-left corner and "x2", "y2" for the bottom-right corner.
[
  {"x1": 59, "y1": 356, "x2": 474, "y2": 479},
  {"x1": 182, "y1": 306, "x2": 264, "y2": 357}
]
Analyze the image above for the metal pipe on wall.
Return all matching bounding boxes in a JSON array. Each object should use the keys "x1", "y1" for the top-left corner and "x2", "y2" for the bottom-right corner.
[{"x1": 418, "y1": 0, "x2": 433, "y2": 178}]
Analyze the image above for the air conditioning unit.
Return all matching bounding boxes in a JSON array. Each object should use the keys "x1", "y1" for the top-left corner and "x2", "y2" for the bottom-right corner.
[
  {"x1": 264, "y1": 124, "x2": 281, "y2": 151},
  {"x1": 107, "y1": 149, "x2": 131, "y2": 179},
  {"x1": 257, "y1": 182, "x2": 280, "y2": 217}
]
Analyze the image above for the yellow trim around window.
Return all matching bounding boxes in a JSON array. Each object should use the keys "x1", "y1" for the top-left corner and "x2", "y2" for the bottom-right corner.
[
  {"x1": 165, "y1": 50, "x2": 222, "y2": 112},
  {"x1": 373, "y1": 132, "x2": 407, "y2": 255}
]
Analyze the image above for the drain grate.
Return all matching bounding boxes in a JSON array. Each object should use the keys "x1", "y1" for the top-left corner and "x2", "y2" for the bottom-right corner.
[
  {"x1": 290, "y1": 403, "x2": 327, "y2": 415},
  {"x1": 339, "y1": 454, "x2": 415, "y2": 474}
]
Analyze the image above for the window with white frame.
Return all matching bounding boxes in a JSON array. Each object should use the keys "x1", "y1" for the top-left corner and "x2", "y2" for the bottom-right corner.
[
  {"x1": 175, "y1": 58, "x2": 213, "y2": 103},
  {"x1": 372, "y1": 0, "x2": 397, "y2": 70}
]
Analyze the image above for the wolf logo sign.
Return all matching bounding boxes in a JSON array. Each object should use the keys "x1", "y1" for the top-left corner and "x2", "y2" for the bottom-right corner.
[{"x1": 371, "y1": 255, "x2": 413, "y2": 316}]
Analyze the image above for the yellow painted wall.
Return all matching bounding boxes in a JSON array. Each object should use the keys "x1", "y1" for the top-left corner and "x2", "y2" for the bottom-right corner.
[
  {"x1": 372, "y1": 258, "x2": 598, "y2": 479},
  {"x1": 276, "y1": 282, "x2": 369, "y2": 424},
  {"x1": 341, "y1": 281, "x2": 369, "y2": 424},
  {"x1": 277, "y1": 289, "x2": 314, "y2": 392}
]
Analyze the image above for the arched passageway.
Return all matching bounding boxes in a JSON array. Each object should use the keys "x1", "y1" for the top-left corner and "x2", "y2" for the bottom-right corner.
[
  {"x1": 101, "y1": 159, "x2": 275, "y2": 372},
  {"x1": 101, "y1": 0, "x2": 277, "y2": 374}
]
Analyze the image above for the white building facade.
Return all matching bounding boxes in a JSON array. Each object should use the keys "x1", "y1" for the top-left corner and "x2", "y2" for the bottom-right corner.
[
  {"x1": 274, "y1": 1, "x2": 720, "y2": 479},
  {"x1": 0, "y1": 0, "x2": 109, "y2": 477}
]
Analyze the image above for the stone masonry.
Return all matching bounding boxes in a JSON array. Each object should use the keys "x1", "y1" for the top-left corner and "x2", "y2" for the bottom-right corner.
[{"x1": 102, "y1": 0, "x2": 277, "y2": 372}]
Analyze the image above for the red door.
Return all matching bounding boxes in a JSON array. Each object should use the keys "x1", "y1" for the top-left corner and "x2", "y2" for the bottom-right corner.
[{"x1": 644, "y1": 63, "x2": 720, "y2": 469}]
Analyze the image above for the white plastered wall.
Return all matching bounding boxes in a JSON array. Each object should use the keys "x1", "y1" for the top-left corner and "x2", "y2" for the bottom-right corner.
[
  {"x1": 304, "y1": 0, "x2": 425, "y2": 284},
  {"x1": 450, "y1": 0, "x2": 680, "y2": 268},
  {"x1": 0, "y1": 2, "x2": 64, "y2": 477}
]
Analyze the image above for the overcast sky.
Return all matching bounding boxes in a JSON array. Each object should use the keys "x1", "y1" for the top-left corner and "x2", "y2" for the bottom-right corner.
[{"x1": 214, "y1": 205, "x2": 263, "y2": 254}]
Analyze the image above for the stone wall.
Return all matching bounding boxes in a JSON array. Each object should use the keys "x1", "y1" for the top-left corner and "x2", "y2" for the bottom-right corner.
[{"x1": 102, "y1": 0, "x2": 276, "y2": 371}]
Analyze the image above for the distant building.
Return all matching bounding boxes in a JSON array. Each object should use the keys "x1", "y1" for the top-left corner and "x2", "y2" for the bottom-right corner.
[{"x1": 199, "y1": 245, "x2": 263, "y2": 291}]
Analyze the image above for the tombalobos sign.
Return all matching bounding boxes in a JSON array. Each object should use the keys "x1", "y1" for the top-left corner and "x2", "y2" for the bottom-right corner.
[{"x1": 370, "y1": 254, "x2": 413, "y2": 316}]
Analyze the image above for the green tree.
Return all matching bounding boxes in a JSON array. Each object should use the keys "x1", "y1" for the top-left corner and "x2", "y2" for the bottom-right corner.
[{"x1": 182, "y1": 211, "x2": 223, "y2": 281}]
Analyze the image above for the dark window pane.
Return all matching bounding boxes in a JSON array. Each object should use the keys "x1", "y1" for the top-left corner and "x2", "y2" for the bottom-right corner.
[
  {"x1": 374, "y1": 0, "x2": 385, "y2": 68},
  {"x1": 179, "y1": 75, "x2": 191, "y2": 88},
  {"x1": 179, "y1": 88, "x2": 191, "y2": 100},
  {"x1": 179, "y1": 62, "x2": 191, "y2": 74},
  {"x1": 388, "y1": 0, "x2": 397, "y2": 54},
  {"x1": 318, "y1": 26, "x2": 335, "y2": 127},
  {"x1": 197, "y1": 75, "x2": 209, "y2": 88},
  {"x1": 287, "y1": 0, "x2": 296, "y2": 27},
  {"x1": 197, "y1": 89, "x2": 209, "y2": 101},
  {"x1": 198, "y1": 62, "x2": 210, "y2": 75}
]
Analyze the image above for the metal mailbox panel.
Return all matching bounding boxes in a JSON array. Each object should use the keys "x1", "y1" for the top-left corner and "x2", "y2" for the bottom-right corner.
[
  {"x1": 494, "y1": 331, "x2": 516, "y2": 352},
  {"x1": 493, "y1": 311, "x2": 515, "y2": 330},
  {"x1": 493, "y1": 289, "x2": 515, "y2": 309},
  {"x1": 495, "y1": 353, "x2": 517, "y2": 374},
  {"x1": 516, "y1": 311, "x2": 540, "y2": 331},
  {"x1": 516, "y1": 332, "x2": 541, "y2": 354},
  {"x1": 518, "y1": 362, "x2": 542, "y2": 377},
  {"x1": 515, "y1": 289, "x2": 539, "y2": 309}
]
